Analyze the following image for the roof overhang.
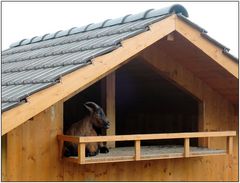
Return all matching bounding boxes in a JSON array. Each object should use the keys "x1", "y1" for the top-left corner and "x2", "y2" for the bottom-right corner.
[{"x1": 2, "y1": 14, "x2": 238, "y2": 135}]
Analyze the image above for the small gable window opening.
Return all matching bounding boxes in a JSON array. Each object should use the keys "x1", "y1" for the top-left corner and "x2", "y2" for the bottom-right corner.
[{"x1": 58, "y1": 57, "x2": 235, "y2": 165}]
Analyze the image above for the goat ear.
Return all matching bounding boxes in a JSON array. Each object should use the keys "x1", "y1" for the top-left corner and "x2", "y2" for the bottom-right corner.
[{"x1": 84, "y1": 104, "x2": 93, "y2": 113}]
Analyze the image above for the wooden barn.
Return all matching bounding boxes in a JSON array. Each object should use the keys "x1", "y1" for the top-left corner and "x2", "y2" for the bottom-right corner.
[{"x1": 1, "y1": 4, "x2": 238, "y2": 181}]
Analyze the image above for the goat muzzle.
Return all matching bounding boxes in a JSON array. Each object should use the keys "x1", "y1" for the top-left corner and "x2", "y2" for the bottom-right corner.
[{"x1": 104, "y1": 121, "x2": 110, "y2": 129}]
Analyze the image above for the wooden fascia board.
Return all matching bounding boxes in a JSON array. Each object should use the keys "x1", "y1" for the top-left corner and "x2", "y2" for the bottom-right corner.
[
  {"x1": 175, "y1": 17, "x2": 238, "y2": 79},
  {"x1": 2, "y1": 15, "x2": 176, "y2": 136}
]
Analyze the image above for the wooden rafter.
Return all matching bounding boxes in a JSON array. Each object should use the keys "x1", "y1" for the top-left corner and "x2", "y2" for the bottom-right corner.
[{"x1": 175, "y1": 18, "x2": 238, "y2": 79}]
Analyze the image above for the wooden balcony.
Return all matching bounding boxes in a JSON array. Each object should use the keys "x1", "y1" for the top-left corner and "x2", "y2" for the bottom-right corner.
[{"x1": 57, "y1": 131, "x2": 236, "y2": 164}]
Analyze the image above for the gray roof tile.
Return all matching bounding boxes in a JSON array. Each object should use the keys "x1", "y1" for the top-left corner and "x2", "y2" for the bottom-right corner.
[
  {"x1": 55, "y1": 30, "x2": 70, "y2": 38},
  {"x1": 2, "y1": 102, "x2": 21, "y2": 111},
  {"x1": 2, "y1": 83, "x2": 55, "y2": 102},
  {"x1": 31, "y1": 35, "x2": 45, "y2": 43},
  {"x1": 123, "y1": 9, "x2": 153, "y2": 23},
  {"x1": 103, "y1": 17, "x2": 125, "y2": 27},
  {"x1": 2, "y1": 4, "x2": 237, "y2": 112}
]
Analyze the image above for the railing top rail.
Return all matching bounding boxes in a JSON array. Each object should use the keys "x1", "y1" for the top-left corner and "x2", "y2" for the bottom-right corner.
[{"x1": 57, "y1": 131, "x2": 236, "y2": 143}]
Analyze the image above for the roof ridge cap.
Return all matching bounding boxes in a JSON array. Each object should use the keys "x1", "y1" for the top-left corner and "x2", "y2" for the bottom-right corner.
[{"x1": 8, "y1": 4, "x2": 188, "y2": 49}]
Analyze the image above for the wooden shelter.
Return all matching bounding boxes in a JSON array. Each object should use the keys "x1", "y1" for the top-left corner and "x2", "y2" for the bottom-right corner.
[{"x1": 1, "y1": 4, "x2": 238, "y2": 181}]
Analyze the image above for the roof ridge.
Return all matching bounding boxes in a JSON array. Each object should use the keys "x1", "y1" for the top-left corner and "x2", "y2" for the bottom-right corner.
[{"x1": 8, "y1": 4, "x2": 188, "y2": 48}]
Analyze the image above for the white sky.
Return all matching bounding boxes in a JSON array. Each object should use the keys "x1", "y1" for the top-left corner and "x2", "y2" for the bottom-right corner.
[{"x1": 2, "y1": 2, "x2": 239, "y2": 57}]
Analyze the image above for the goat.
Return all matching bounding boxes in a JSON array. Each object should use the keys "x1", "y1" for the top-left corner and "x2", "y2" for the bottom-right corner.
[{"x1": 64, "y1": 102, "x2": 110, "y2": 157}]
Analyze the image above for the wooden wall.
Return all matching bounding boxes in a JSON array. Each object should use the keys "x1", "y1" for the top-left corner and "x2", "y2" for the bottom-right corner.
[
  {"x1": 3, "y1": 38, "x2": 238, "y2": 181},
  {"x1": 5, "y1": 102, "x2": 64, "y2": 181}
]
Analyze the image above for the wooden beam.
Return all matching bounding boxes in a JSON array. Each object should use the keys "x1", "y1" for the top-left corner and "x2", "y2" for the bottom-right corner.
[
  {"x1": 106, "y1": 72, "x2": 116, "y2": 148},
  {"x1": 58, "y1": 131, "x2": 236, "y2": 143},
  {"x1": 227, "y1": 136, "x2": 233, "y2": 155},
  {"x1": 141, "y1": 44, "x2": 204, "y2": 101},
  {"x1": 78, "y1": 143, "x2": 85, "y2": 164},
  {"x1": 2, "y1": 15, "x2": 176, "y2": 136},
  {"x1": 135, "y1": 140, "x2": 141, "y2": 160},
  {"x1": 175, "y1": 17, "x2": 238, "y2": 79},
  {"x1": 57, "y1": 134, "x2": 79, "y2": 143},
  {"x1": 78, "y1": 131, "x2": 236, "y2": 143},
  {"x1": 184, "y1": 138, "x2": 190, "y2": 157},
  {"x1": 64, "y1": 145, "x2": 227, "y2": 164}
]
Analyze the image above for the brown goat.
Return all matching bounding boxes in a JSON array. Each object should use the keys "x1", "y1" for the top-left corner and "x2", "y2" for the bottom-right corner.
[{"x1": 64, "y1": 102, "x2": 110, "y2": 157}]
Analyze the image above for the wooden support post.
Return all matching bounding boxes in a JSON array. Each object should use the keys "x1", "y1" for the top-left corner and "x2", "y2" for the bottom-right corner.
[
  {"x1": 227, "y1": 136, "x2": 233, "y2": 155},
  {"x1": 135, "y1": 140, "x2": 141, "y2": 161},
  {"x1": 184, "y1": 138, "x2": 190, "y2": 157},
  {"x1": 106, "y1": 72, "x2": 116, "y2": 148},
  {"x1": 78, "y1": 143, "x2": 85, "y2": 164}
]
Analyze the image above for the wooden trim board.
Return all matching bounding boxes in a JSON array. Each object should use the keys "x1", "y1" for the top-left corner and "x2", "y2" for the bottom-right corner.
[
  {"x1": 175, "y1": 18, "x2": 238, "y2": 78},
  {"x1": 78, "y1": 131, "x2": 236, "y2": 143},
  {"x1": 62, "y1": 145, "x2": 227, "y2": 164}
]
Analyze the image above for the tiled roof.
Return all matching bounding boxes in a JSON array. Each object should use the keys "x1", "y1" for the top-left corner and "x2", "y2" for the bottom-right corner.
[{"x1": 1, "y1": 4, "x2": 237, "y2": 112}]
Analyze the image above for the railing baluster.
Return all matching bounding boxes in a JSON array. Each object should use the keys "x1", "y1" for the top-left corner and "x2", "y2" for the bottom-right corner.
[
  {"x1": 135, "y1": 140, "x2": 141, "y2": 160},
  {"x1": 227, "y1": 136, "x2": 233, "y2": 155},
  {"x1": 184, "y1": 138, "x2": 190, "y2": 157},
  {"x1": 78, "y1": 143, "x2": 86, "y2": 164}
]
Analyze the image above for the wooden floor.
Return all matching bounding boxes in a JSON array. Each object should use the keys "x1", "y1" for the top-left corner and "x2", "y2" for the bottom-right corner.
[{"x1": 65, "y1": 145, "x2": 226, "y2": 164}]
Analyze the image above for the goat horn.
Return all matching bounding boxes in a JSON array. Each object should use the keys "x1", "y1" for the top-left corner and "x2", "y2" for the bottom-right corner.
[{"x1": 84, "y1": 102, "x2": 100, "y2": 110}]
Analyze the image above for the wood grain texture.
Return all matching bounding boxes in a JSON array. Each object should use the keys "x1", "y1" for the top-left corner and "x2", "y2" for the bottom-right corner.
[
  {"x1": 2, "y1": 135, "x2": 7, "y2": 181},
  {"x1": 78, "y1": 143, "x2": 86, "y2": 164},
  {"x1": 76, "y1": 131, "x2": 235, "y2": 143},
  {"x1": 106, "y1": 72, "x2": 116, "y2": 148},
  {"x1": 176, "y1": 18, "x2": 238, "y2": 79},
  {"x1": 141, "y1": 42, "x2": 237, "y2": 180},
  {"x1": 6, "y1": 103, "x2": 64, "y2": 181},
  {"x1": 135, "y1": 140, "x2": 141, "y2": 160},
  {"x1": 184, "y1": 138, "x2": 190, "y2": 157}
]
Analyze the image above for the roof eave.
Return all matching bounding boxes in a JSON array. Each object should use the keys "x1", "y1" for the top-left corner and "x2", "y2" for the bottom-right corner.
[{"x1": 175, "y1": 15, "x2": 238, "y2": 79}]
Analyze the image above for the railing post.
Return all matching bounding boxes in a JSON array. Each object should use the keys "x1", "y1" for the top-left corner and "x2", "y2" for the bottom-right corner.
[
  {"x1": 227, "y1": 136, "x2": 233, "y2": 155},
  {"x1": 135, "y1": 140, "x2": 141, "y2": 160},
  {"x1": 184, "y1": 138, "x2": 190, "y2": 157},
  {"x1": 78, "y1": 143, "x2": 86, "y2": 164}
]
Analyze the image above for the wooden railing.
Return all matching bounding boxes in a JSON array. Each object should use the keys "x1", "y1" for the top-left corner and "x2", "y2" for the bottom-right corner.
[{"x1": 57, "y1": 131, "x2": 236, "y2": 164}]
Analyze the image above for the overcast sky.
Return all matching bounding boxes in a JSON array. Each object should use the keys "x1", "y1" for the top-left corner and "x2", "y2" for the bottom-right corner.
[{"x1": 2, "y1": 2, "x2": 238, "y2": 57}]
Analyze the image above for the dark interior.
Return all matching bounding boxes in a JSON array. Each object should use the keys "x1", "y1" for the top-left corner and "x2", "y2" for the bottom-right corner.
[
  {"x1": 63, "y1": 80, "x2": 105, "y2": 133},
  {"x1": 115, "y1": 58, "x2": 199, "y2": 147},
  {"x1": 64, "y1": 57, "x2": 200, "y2": 147}
]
